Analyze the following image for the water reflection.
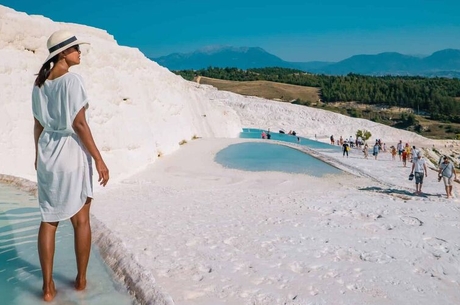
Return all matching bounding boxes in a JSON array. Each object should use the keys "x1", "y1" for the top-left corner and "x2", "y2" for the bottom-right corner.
[{"x1": 0, "y1": 184, "x2": 134, "y2": 304}]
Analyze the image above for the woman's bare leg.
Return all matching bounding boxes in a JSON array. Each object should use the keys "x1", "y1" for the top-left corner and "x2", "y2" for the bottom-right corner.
[
  {"x1": 38, "y1": 221, "x2": 59, "y2": 301},
  {"x1": 70, "y1": 198, "x2": 92, "y2": 290}
]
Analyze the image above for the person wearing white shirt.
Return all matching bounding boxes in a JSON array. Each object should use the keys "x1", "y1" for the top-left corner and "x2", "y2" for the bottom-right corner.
[
  {"x1": 32, "y1": 30, "x2": 109, "y2": 302},
  {"x1": 411, "y1": 146, "x2": 419, "y2": 162},
  {"x1": 410, "y1": 151, "x2": 427, "y2": 195},
  {"x1": 396, "y1": 140, "x2": 403, "y2": 161},
  {"x1": 438, "y1": 156, "x2": 457, "y2": 198}
]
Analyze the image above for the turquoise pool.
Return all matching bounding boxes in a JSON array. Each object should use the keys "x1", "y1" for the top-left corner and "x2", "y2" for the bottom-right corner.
[
  {"x1": 215, "y1": 142, "x2": 342, "y2": 177},
  {"x1": 240, "y1": 128, "x2": 341, "y2": 151},
  {"x1": 0, "y1": 183, "x2": 134, "y2": 304}
]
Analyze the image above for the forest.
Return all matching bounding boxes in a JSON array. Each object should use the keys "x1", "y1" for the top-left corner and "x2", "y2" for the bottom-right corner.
[{"x1": 175, "y1": 67, "x2": 460, "y2": 123}]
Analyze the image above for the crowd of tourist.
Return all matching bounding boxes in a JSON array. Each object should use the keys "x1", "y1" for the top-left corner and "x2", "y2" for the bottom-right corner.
[{"x1": 329, "y1": 135, "x2": 458, "y2": 198}]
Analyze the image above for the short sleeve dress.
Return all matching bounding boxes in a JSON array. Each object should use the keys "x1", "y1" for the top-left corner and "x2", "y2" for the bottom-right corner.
[{"x1": 32, "y1": 72, "x2": 93, "y2": 222}]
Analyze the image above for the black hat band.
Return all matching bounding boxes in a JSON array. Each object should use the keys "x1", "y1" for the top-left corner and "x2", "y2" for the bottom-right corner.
[{"x1": 48, "y1": 36, "x2": 77, "y2": 53}]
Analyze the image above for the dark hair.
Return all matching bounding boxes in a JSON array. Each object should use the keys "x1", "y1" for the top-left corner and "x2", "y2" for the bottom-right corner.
[{"x1": 34, "y1": 55, "x2": 59, "y2": 87}]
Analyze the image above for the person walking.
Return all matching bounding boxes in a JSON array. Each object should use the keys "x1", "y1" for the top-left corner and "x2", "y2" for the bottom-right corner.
[
  {"x1": 372, "y1": 143, "x2": 379, "y2": 160},
  {"x1": 411, "y1": 146, "x2": 419, "y2": 163},
  {"x1": 362, "y1": 143, "x2": 369, "y2": 159},
  {"x1": 32, "y1": 30, "x2": 109, "y2": 302},
  {"x1": 342, "y1": 141, "x2": 349, "y2": 158},
  {"x1": 391, "y1": 146, "x2": 397, "y2": 160},
  {"x1": 397, "y1": 140, "x2": 403, "y2": 161},
  {"x1": 438, "y1": 156, "x2": 457, "y2": 198},
  {"x1": 410, "y1": 151, "x2": 427, "y2": 195}
]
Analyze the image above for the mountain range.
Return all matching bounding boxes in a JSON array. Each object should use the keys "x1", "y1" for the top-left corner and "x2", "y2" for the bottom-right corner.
[{"x1": 152, "y1": 47, "x2": 460, "y2": 78}]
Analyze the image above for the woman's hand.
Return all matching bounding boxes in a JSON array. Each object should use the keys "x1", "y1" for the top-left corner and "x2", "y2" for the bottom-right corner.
[
  {"x1": 34, "y1": 118, "x2": 44, "y2": 171},
  {"x1": 95, "y1": 159, "x2": 109, "y2": 186},
  {"x1": 73, "y1": 108, "x2": 109, "y2": 186}
]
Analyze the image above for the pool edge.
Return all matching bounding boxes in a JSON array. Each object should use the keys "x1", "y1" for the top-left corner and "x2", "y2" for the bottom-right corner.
[{"x1": 0, "y1": 174, "x2": 174, "y2": 305}]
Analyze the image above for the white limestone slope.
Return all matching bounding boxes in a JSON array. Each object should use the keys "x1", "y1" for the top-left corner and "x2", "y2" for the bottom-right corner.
[
  {"x1": 0, "y1": 4, "x2": 446, "y2": 184},
  {"x1": 0, "y1": 5, "x2": 242, "y2": 182},
  {"x1": 206, "y1": 87, "x2": 435, "y2": 146}
]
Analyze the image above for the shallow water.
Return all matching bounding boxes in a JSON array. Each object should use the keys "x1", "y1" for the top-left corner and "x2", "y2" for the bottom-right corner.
[
  {"x1": 0, "y1": 183, "x2": 134, "y2": 305},
  {"x1": 215, "y1": 142, "x2": 343, "y2": 177}
]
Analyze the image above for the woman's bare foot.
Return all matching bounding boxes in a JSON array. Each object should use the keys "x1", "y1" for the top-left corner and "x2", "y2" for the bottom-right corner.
[
  {"x1": 75, "y1": 276, "x2": 87, "y2": 291},
  {"x1": 42, "y1": 281, "x2": 56, "y2": 302}
]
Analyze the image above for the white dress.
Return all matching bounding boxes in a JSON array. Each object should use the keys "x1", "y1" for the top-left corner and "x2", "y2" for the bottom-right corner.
[{"x1": 32, "y1": 72, "x2": 93, "y2": 222}]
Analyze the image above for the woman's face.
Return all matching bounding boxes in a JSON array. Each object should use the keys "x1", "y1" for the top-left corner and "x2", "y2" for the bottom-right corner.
[{"x1": 62, "y1": 45, "x2": 81, "y2": 66}]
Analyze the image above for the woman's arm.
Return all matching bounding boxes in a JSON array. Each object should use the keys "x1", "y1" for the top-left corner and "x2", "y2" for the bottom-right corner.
[
  {"x1": 34, "y1": 118, "x2": 44, "y2": 170},
  {"x1": 72, "y1": 107, "x2": 109, "y2": 186}
]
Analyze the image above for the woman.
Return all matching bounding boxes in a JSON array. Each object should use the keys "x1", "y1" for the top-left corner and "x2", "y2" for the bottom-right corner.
[
  {"x1": 32, "y1": 30, "x2": 109, "y2": 302},
  {"x1": 362, "y1": 143, "x2": 369, "y2": 159}
]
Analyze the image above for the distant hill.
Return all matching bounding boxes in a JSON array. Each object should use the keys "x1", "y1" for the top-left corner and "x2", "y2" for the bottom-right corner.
[
  {"x1": 317, "y1": 52, "x2": 420, "y2": 75},
  {"x1": 152, "y1": 47, "x2": 460, "y2": 78},
  {"x1": 316, "y1": 49, "x2": 460, "y2": 76},
  {"x1": 152, "y1": 46, "x2": 295, "y2": 70}
]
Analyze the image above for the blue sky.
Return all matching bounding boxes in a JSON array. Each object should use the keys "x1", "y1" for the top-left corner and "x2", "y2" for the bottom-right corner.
[{"x1": 3, "y1": 0, "x2": 460, "y2": 62}]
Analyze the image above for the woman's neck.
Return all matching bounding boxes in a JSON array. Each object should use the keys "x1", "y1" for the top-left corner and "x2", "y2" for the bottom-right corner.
[{"x1": 48, "y1": 60, "x2": 70, "y2": 80}]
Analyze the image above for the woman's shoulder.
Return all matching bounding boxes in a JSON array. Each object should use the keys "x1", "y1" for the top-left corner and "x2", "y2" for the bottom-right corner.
[
  {"x1": 64, "y1": 72, "x2": 84, "y2": 82},
  {"x1": 58, "y1": 72, "x2": 86, "y2": 89}
]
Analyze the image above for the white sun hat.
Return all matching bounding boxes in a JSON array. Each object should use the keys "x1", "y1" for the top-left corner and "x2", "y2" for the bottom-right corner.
[{"x1": 44, "y1": 30, "x2": 89, "y2": 64}]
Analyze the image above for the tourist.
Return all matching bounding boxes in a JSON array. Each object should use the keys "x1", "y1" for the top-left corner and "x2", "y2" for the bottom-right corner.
[
  {"x1": 402, "y1": 149, "x2": 408, "y2": 167},
  {"x1": 32, "y1": 30, "x2": 109, "y2": 302},
  {"x1": 372, "y1": 143, "x2": 379, "y2": 160},
  {"x1": 411, "y1": 146, "x2": 419, "y2": 162},
  {"x1": 438, "y1": 156, "x2": 457, "y2": 198},
  {"x1": 404, "y1": 143, "x2": 411, "y2": 163},
  {"x1": 410, "y1": 151, "x2": 427, "y2": 195},
  {"x1": 362, "y1": 143, "x2": 369, "y2": 159},
  {"x1": 397, "y1": 140, "x2": 403, "y2": 161},
  {"x1": 390, "y1": 146, "x2": 397, "y2": 160},
  {"x1": 405, "y1": 144, "x2": 411, "y2": 161},
  {"x1": 343, "y1": 141, "x2": 349, "y2": 158}
]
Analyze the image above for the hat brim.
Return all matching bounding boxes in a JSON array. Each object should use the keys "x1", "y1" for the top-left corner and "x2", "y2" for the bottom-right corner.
[{"x1": 43, "y1": 39, "x2": 89, "y2": 64}]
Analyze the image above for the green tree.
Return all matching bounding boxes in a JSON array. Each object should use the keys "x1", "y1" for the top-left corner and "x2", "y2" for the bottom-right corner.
[{"x1": 356, "y1": 129, "x2": 372, "y2": 141}]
